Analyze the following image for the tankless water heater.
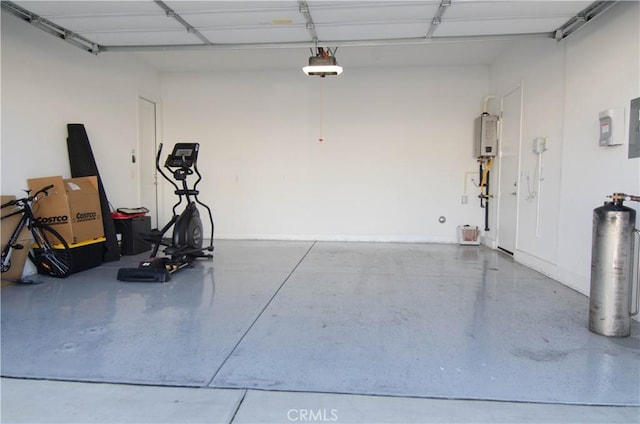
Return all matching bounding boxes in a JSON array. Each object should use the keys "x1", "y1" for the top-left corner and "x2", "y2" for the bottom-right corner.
[{"x1": 474, "y1": 114, "x2": 498, "y2": 158}]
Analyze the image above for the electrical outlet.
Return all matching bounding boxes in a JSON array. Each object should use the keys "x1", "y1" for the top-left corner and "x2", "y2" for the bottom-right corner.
[{"x1": 461, "y1": 195, "x2": 468, "y2": 204}]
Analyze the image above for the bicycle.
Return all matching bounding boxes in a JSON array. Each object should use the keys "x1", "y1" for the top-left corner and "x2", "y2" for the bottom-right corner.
[{"x1": 1, "y1": 184, "x2": 73, "y2": 280}]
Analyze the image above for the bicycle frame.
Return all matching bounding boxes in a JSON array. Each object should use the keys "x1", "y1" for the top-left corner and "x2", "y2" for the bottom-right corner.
[
  {"x1": 1, "y1": 203, "x2": 32, "y2": 273},
  {"x1": 1, "y1": 185, "x2": 72, "y2": 278}
]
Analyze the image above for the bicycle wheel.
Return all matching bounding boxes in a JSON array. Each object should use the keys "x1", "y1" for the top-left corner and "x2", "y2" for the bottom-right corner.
[{"x1": 28, "y1": 223, "x2": 73, "y2": 278}]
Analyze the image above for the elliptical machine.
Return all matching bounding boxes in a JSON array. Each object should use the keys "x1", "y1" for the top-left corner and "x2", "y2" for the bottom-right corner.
[{"x1": 118, "y1": 142, "x2": 214, "y2": 282}]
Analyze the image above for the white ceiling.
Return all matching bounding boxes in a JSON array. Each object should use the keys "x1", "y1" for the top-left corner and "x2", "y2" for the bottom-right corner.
[{"x1": 6, "y1": 1, "x2": 599, "y2": 71}]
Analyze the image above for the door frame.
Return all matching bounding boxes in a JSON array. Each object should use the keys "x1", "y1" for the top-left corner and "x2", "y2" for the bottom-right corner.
[
  {"x1": 496, "y1": 83, "x2": 524, "y2": 254},
  {"x1": 137, "y1": 94, "x2": 162, "y2": 229}
]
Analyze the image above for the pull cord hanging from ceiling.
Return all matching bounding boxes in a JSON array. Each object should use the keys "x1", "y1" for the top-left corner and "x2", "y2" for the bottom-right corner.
[{"x1": 318, "y1": 77, "x2": 324, "y2": 143}]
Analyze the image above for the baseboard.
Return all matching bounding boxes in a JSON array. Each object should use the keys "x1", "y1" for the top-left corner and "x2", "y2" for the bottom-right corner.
[
  {"x1": 480, "y1": 236, "x2": 497, "y2": 249},
  {"x1": 214, "y1": 234, "x2": 459, "y2": 244},
  {"x1": 514, "y1": 250, "x2": 589, "y2": 297}
]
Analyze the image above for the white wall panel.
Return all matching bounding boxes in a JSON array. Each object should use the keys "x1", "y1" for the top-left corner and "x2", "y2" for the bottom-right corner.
[
  {"x1": 1, "y1": 11, "x2": 162, "y2": 209},
  {"x1": 557, "y1": 1, "x2": 640, "y2": 294},
  {"x1": 489, "y1": 1, "x2": 640, "y2": 296},
  {"x1": 161, "y1": 64, "x2": 488, "y2": 241},
  {"x1": 489, "y1": 38, "x2": 565, "y2": 262}
]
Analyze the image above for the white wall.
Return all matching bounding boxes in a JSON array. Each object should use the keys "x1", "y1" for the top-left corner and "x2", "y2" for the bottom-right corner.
[
  {"x1": 489, "y1": 1, "x2": 640, "y2": 295},
  {"x1": 162, "y1": 65, "x2": 488, "y2": 241},
  {"x1": 558, "y1": 1, "x2": 640, "y2": 294},
  {"x1": 1, "y1": 12, "x2": 162, "y2": 208},
  {"x1": 486, "y1": 38, "x2": 566, "y2": 261}
]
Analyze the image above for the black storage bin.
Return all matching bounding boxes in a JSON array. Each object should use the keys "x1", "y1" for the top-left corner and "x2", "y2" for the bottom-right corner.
[
  {"x1": 69, "y1": 238, "x2": 105, "y2": 274},
  {"x1": 36, "y1": 237, "x2": 105, "y2": 276},
  {"x1": 114, "y1": 216, "x2": 151, "y2": 255}
]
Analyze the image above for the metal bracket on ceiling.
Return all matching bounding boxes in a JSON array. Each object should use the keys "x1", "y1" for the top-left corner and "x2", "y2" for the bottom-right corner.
[
  {"x1": 554, "y1": 1, "x2": 617, "y2": 41},
  {"x1": 299, "y1": 1, "x2": 319, "y2": 43},
  {"x1": 153, "y1": 0, "x2": 213, "y2": 46},
  {"x1": 426, "y1": 0, "x2": 452, "y2": 38},
  {"x1": 2, "y1": 0, "x2": 102, "y2": 54}
]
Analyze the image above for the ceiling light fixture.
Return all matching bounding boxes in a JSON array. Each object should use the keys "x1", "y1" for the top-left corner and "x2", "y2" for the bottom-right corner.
[{"x1": 303, "y1": 47, "x2": 342, "y2": 77}]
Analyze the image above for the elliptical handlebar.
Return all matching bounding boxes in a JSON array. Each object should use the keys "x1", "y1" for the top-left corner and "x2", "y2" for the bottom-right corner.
[
  {"x1": 192, "y1": 155, "x2": 203, "y2": 192},
  {"x1": 156, "y1": 143, "x2": 181, "y2": 194},
  {"x1": 156, "y1": 142, "x2": 164, "y2": 167}
]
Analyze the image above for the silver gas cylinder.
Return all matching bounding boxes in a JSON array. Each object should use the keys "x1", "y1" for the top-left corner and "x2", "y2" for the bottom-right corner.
[{"x1": 589, "y1": 193, "x2": 639, "y2": 337}]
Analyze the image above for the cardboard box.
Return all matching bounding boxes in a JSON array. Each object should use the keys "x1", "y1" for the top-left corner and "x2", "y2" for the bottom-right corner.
[
  {"x1": 27, "y1": 176, "x2": 104, "y2": 244},
  {"x1": 1, "y1": 195, "x2": 33, "y2": 281}
]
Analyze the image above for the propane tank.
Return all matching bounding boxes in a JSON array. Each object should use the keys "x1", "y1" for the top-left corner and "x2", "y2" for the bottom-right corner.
[{"x1": 589, "y1": 193, "x2": 639, "y2": 337}]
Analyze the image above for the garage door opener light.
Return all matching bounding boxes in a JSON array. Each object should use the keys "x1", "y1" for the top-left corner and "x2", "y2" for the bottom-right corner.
[{"x1": 303, "y1": 47, "x2": 342, "y2": 77}]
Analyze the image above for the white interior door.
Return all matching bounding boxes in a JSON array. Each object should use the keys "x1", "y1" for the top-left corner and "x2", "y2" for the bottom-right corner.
[
  {"x1": 138, "y1": 97, "x2": 159, "y2": 229},
  {"x1": 497, "y1": 86, "x2": 522, "y2": 254}
]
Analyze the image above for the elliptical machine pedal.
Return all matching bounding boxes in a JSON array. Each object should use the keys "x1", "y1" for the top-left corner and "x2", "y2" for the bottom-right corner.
[
  {"x1": 117, "y1": 257, "x2": 171, "y2": 282},
  {"x1": 117, "y1": 142, "x2": 215, "y2": 283}
]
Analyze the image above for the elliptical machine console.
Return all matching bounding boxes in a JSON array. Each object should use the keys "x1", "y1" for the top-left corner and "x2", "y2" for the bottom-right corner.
[
  {"x1": 167, "y1": 145, "x2": 197, "y2": 168},
  {"x1": 118, "y1": 142, "x2": 214, "y2": 282}
]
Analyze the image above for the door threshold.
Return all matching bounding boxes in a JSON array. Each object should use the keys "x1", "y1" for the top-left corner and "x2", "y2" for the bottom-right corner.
[{"x1": 498, "y1": 246, "x2": 514, "y2": 255}]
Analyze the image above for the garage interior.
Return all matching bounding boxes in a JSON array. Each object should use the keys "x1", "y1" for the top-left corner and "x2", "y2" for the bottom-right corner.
[{"x1": 1, "y1": 1, "x2": 639, "y2": 423}]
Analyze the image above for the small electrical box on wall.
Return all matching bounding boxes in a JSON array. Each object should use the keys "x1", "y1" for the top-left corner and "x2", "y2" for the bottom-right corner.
[
  {"x1": 532, "y1": 137, "x2": 548, "y2": 154},
  {"x1": 474, "y1": 113, "x2": 498, "y2": 157},
  {"x1": 599, "y1": 108, "x2": 625, "y2": 146}
]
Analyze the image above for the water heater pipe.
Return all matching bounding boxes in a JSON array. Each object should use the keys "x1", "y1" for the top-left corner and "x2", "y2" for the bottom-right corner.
[{"x1": 482, "y1": 95, "x2": 496, "y2": 114}]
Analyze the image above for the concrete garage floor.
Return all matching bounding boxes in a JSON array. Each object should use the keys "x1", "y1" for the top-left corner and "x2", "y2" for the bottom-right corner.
[{"x1": 2, "y1": 240, "x2": 639, "y2": 423}]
